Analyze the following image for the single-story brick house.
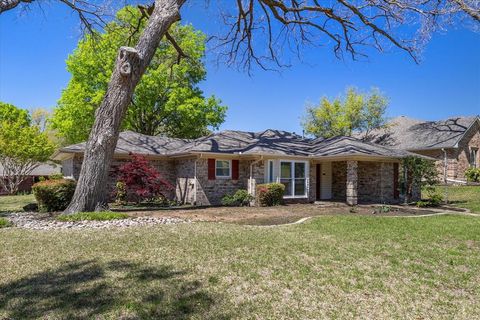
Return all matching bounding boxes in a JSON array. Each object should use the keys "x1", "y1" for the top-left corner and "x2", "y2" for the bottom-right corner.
[
  {"x1": 53, "y1": 130, "x2": 426, "y2": 206},
  {"x1": 361, "y1": 116, "x2": 480, "y2": 182},
  {"x1": 0, "y1": 162, "x2": 62, "y2": 195}
]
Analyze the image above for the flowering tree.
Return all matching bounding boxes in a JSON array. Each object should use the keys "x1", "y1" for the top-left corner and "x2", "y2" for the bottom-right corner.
[
  {"x1": 114, "y1": 153, "x2": 173, "y2": 203},
  {"x1": 0, "y1": 102, "x2": 55, "y2": 194}
]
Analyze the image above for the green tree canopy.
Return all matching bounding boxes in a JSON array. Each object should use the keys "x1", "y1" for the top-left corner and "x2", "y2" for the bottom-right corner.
[
  {"x1": 0, "y1": 102, "x2": 55, "y2": 194},
  {"x1": 0, "y1": 102, "x2": 30, "y2": 126},
  {"x1": 50, "y1": 6, "x2": 227, "y2": 144},
  {"x1": 302, "y1": 87, "x2": 388, "y2": 139}
]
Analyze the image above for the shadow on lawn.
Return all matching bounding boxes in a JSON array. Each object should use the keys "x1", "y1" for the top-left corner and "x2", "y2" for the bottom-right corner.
[{"x1": 0, "y1": 259, "x2": 228, "y2": 319}]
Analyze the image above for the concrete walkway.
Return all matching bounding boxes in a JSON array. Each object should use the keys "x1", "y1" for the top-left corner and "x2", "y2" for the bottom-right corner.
[{"x1": 263, "y1": 207, "x2": 479, "y2": 227}]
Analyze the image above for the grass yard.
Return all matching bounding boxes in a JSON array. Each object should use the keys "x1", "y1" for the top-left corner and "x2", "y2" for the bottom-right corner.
[
  {"x1": 0, "y1": 193, "x2": 35, "y2": 213},
  {"x1": 1, "y1": 215, "x2": 479, "y2": 319},
  {"x1": 433, "y1": 185, "x2": 480, "y2": 213}
]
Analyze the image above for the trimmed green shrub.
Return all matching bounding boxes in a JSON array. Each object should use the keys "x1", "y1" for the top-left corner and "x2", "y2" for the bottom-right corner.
[
  {"x1": 221, "y1": 189, "x2": 254, "y2": 207},
  {"x1": 465, "y1": 167, "x2": 480, "y2": 182},
  {"x1": 417, "y1": 190, "x2": 443, "y2": 207},
  {"x1": 0, "y1": 217, "x2": 12, "y2": 228},
  {"x1": 256, "y1": 183, "x2": 285, "y2": 207},
  {"x1": 57, "y1": 211, "x2": 128, "y2": 222},
  {"x1": 32, "y1": 179, "x2": 76, "y2": 212},
  {"x1": 48, "y1": 173, "x2": 64, "y2": 180}
]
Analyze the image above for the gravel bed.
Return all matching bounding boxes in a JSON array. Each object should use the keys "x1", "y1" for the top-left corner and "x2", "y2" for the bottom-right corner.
[{"x1": 4, "y1": 212, "x2": 190, "y2": 230}]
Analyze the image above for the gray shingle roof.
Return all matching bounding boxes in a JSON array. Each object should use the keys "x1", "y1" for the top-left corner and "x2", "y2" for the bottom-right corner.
[
  {"x1": 55, "y1": 129, "x2": 420, "y2": 160},
  {"x1": 362, "y1": 115, "x2": 479, "y2": 150},
  {"x1": 59, "y1": 131, "x2": 191, "y2": 156},
  {"x1": 0, "y1": 162, "x2": 61, "y2": 176},
  {"x1": 309, "y1": 136, "x2": 415, "y2": 158},
  {"x1": 172, "y1": 129, "x2": 312, "y2": 156}
]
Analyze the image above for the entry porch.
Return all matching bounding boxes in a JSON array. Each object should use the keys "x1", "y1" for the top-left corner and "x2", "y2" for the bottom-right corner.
[
  {"x1": 312, "y1": 160, "x2": 400, "y2": 205},
  {"x1": 257, "y1": 157, "x2": 401, "y2": 205}
]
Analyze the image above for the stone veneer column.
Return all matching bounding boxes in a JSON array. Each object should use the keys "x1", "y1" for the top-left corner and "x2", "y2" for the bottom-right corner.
[{"x1": 346, "y1": 160, "x2": 358, "y2": 206}]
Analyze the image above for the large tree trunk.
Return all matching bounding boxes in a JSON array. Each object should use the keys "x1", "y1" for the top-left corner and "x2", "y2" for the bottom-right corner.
[{"x1": 64, "y1": 0, "x2": 185, "y2": 214}]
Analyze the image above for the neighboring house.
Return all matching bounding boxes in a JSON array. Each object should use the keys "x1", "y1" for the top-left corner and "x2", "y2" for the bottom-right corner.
[
  {"x1": 362, "y1": 116, "x2": 480, "y2": 182},
  {"x1": 53, "y1": 130, "x2": 423, "y2": 206},
  {"x1": 0, "y1": 162, "x2": 62, "y2": 195}
]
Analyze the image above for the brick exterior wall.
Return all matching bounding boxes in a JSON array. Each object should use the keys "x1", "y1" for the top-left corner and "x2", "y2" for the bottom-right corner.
[
  {"x1": 332, "y1": 161, "x2": 347, "y2": 201},
  {"x1": 332, "y1": 160, "x2": 398, "y2": 203},
  {"x1": 414, "y1": 148, "x2": 457, "y2": 181},
  {"x1": 174, "y1": 158, "x2": 196, "y2": 204},
  {"x1": 65, "y1": 155, "x2": 401, "y2": 205},
  {"x1": 308, "y1": 163, "x2": 316, "y2": 202},
  {"x1": 457, "y1": 121, "x2": 480, "y2": 179},
  {"x1": 413, "y1": 121, "x2": 480, "y2": 181},
  {"x1": 68, "y1": 154, "x2": 176, "y2": 200},
  {"x1": 194, "y1": 159, "x2": 263, "y2": 206}
]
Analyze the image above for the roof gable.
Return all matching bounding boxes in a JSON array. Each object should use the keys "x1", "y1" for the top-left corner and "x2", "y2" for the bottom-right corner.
[
  {"x1": 363, "y1": 115, "x2": 479, "y2": 150},
  {"x1": 54, "y1": 128, "x2": 423, "y2": 160}
]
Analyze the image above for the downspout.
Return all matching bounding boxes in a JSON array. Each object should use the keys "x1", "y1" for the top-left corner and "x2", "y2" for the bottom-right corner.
[
  {"x1": 193, "y1": 156, "x2": 198, "y2": 205},
  {"x1": 442, "y1": 148, "x2": 448, "y2": 204}
]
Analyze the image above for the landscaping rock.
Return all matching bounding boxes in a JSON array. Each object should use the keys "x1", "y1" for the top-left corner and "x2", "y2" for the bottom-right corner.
[{"x1": 5, "y1": 212, "x2": 190, "y2": 230}]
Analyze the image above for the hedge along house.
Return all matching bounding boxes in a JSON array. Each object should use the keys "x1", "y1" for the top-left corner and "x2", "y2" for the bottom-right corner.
[{"x1": 52, "y1": 130, "x2": 423, "y2": 206}]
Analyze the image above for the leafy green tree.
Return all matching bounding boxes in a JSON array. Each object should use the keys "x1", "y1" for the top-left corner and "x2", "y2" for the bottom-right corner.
[
  {"x1": 0, "y1": 102, "x2": 30, "y2": 126},
  {"x1": 0, "y1": 102, "x2": 55, "y2": 194},
  {"x1": 50, "y1": 7, "x2": 226, "y2": 144},
  {"x1": 302, "y1": 87, "x2": 388, "y2": 139},
  {"x1": 401, "y1": 156, "x2": 439, "y2": 203}
]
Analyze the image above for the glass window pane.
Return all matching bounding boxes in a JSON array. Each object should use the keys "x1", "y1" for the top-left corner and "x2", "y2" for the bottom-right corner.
[
  {"x1": 216, "y1": 160, "x2": 230, "y2": 177},
  {"x1": 216, "y1": 160, "x2": 229, "y2": 169},
  {"x1": 268, "y1": 161, "x2": 274, "y2": 182},
  {"x1": 281, "y1": 162, "x2": 291, "y2": 179},
  {"x1": 280, "y1": 178, "x2": 292, "y2": 196},
  {"x1": 216, "y1": 168, "x2": 229, "y2": 176},
  {"x1": 294, "y1": 162, "x2": 305, "y2": 178},
  {"x1": 294, "y1": 179, "x2": 306, "y2": 196}
]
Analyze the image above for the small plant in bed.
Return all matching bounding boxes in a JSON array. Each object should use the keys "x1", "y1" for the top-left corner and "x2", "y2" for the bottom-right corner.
[
  {"x1": 416, "y1": 190, "x2": 443, "y2": 208},
  {"x1": 221, "y1": 189, "x2": 254, "y2": 207},
  {"x1": 0, "y1": 217, "x2": 12, "y2": 228},
  {"x1": 56, "y1": 211, "x2": 129, "y2": 222}
]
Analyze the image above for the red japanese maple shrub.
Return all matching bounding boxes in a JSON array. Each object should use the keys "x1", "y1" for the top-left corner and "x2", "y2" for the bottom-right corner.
[{"x1": 114, "y1": 153, "x2": 174, "y2": 203}]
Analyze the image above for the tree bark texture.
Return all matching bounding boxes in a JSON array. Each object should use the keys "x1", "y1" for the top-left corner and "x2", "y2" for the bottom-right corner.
[
  {"x1": 64, "y1": 0, "x2": 185, "y2": 213},
  {"x1": 0, "y1": 0, "x2": 31, "y2": 13}
]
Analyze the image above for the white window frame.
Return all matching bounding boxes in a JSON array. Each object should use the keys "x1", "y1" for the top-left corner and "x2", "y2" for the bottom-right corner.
[
  {"x1": 267, "y1": 160, "x2": 274, "y2": 183},
  {"x1": 279, "y1": 160, "x2": 308, "y2": 199},
  {"x1": 471, "y1": 147, "x2": 478, "y2": 168},
  {"x1": 215, "y1": 159, "x2": 231, "y2": 179}
]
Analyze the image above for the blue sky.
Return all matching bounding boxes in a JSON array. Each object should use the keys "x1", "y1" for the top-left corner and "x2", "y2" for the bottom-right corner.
[{"x1": 0, "y1": 2, "x2": 479, "y2": 135}]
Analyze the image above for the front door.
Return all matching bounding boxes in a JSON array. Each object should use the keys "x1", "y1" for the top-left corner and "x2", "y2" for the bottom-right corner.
[{"x1": 316, "y1": 162, "x2": 332, "y2": 200}]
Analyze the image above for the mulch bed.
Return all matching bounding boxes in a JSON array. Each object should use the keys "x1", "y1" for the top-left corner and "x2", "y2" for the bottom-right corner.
[{"x1": 125, "y1": 203, "x2": 439, "y2": 226}]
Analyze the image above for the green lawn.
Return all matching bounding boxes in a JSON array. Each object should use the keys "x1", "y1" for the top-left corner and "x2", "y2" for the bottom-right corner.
[
  {"x1": 1, "y1": 215, "x2": 479, "y2": 319},
  {"x1": 433, "y1": 185, "x2": 480, "y2": 213},
  {"x1": 0, "y1": 194, "x2": 35, "y2": 213}
]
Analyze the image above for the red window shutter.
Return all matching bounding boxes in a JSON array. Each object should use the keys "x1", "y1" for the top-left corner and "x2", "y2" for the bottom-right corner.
[
  {"x1": 208, "y1": 159, "x2": 216, "y2": 180},
  {"x1": 393, "y1": 163, "x2": 399, "y2": 199},
  {"x1": 232, "y1": 160, "x2": 239, "y2": 180}
]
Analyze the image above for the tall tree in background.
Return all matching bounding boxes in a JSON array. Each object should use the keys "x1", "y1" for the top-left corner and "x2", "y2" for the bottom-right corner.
[
  {"x1": 302, "y1": 88, "x2": 388, "y2": 139},
  {"x1": 51, "y1": 7, "x2": 226, "y2": 144},
  {"x1": 1, "y1": 0, "x2": 478, "y2": 213},
  {"x1": 0, "y1": 102, "x2": 55, "y2": 194}
]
